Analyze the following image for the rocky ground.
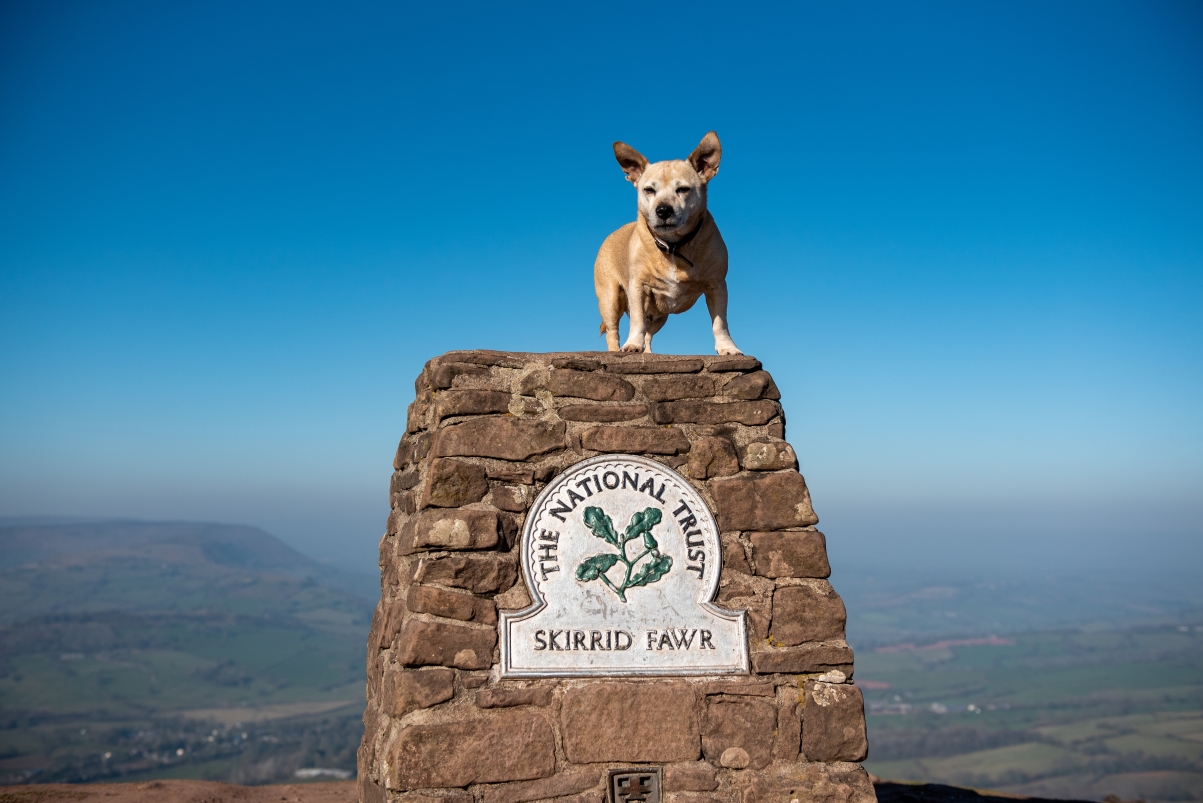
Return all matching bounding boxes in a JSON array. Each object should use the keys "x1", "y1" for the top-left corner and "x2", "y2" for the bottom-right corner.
[
  {"x1": 0, "y1": 780, "x2": 1098, "y2": 803},
  {"x1": 0, "y1": 780, "x2": 356, "y2": 802},
  {"x1": 874, "y1": 781, "x2": 1092, "y2": 803}
]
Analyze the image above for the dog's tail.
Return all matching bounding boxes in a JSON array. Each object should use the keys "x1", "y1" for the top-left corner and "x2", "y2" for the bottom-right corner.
[{"x1": 598, "y1": 321, "x2": 606, "y2": 336}]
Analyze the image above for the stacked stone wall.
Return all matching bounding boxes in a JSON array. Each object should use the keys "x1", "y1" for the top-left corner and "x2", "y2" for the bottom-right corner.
[{"x1": 360, "y1": 351, "x2": 874, "y2": 803}]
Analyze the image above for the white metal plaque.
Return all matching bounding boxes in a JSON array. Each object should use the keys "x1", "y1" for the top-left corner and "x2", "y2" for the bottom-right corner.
[{"x1": 500, "y1": 454, "x2": 748, "y2": 677}]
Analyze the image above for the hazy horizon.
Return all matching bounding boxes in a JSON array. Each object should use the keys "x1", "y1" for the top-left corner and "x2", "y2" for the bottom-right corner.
[{"x1": 2, "y1": 1, "x2": 1201, "y2": 587}]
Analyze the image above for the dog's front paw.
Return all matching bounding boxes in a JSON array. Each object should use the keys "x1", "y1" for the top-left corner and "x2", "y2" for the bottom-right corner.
[
  {"x1": 716, "y1": 346, "x2": 743, "y2": 356},
  {"x1": 621, "y1": 343, "x2": 644, "y2": 353}
]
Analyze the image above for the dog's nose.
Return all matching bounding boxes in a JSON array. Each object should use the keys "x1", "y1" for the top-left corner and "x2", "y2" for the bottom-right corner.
[{"x1": 655, "y1": 204, "x2": 674, "y2": 221}]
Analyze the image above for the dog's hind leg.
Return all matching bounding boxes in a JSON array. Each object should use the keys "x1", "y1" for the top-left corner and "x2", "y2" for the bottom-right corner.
[
  {"x1": 597, "y1": 284, "x2": 626, "y2": 352},
  {"x1": 643, "y1": 314, "x2": 668, "y2": 353},
  {"x1": 705, "y1": 283, "x2": 742, "y2": 355}
]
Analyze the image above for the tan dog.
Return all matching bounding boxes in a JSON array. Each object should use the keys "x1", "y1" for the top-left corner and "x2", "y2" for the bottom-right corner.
[{"x1": 594, "y1": 131, "x2": 741, "y2": 355}]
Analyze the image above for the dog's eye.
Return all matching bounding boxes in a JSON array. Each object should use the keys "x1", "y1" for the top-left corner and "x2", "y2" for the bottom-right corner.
[
  {"x1": 677, "y1": 186, "x2": 692, "y2": 195},
  {"x1": 642, "y1": 187, "x2": 656, "y2": 195}
]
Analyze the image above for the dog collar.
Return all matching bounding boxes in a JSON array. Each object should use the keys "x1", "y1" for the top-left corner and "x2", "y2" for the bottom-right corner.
[{"x1": 648, "y1": 217, "x2": 704, "y2": 268}]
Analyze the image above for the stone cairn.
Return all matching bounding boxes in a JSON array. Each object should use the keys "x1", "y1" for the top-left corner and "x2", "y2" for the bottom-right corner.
[{"x1": 360, "y1": 351, "x2": 873, "y2": 803}]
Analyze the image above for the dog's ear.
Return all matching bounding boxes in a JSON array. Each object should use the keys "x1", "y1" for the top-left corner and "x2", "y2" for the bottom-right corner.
[
  {"x1": 613, "y1": 142, "x2": 648, "y2": 184},
  {"x1": 688, "y1": 131, "x2": 722, "y2": 182}
]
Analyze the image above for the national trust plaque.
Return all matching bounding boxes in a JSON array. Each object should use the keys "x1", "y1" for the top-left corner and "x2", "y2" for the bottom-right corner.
[{"x1": 500, "y1": 454, "x2": 748, "y2": 677}]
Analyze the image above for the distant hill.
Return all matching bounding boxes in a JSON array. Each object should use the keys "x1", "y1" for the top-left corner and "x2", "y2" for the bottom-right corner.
[
  {"x1": 0, "y1": 520, "x2": 320, "y2": 573},
  {"x1": 0, "y1": 520, "x2": 378, "y2": 624},
  {"x1": 0, "y1": 519, "x2": 376, "y2": 783}
]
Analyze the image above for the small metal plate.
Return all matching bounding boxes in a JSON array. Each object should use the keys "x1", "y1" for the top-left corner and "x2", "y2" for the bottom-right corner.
[{"x1": 609, "y1": 768, "x2": 662, "y2": 803}]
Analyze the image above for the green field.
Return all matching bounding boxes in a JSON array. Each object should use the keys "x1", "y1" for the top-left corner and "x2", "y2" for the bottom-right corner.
[
  {"x1": 0, "y1": 620, "x2": 363, "y2": 717},
  {"x1": 0, "y1": 521, "x2": 374, "y2": 784},
  {"x1": 859, "y1": 623, "x2": 1203, "y2": 801},
  {"x1": 0, "y1": 615, "x2": 368, "y2": 784},
  {"x1": 4, "y1": 519, "x2": 1201, "y2": 798}
]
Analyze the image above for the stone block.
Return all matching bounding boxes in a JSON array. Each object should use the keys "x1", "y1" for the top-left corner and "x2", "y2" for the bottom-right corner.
[
  {"x1": 407, "y1": 399, "x2": 430, "y2": 433},
  {"x1": 378, "y1": 599, "x2": 410, "y2": 650},
  {"x1": 653, "y1": 400, "x2": 780, "y2": 426},
  {"x1": 522, "y1": 369, "x2": 636, "y2": 401},
  {"x1": 716, "y1": 574, "x2": 773, "y2": 640},
  {"x1": 562, "y1": 682, "x2": 700, "y2": 763},
  {"x1": 717, "y1": 572, "x2": 761, "y2": 601},
  {"x1": 396, "y1": 619, "x2": 497, "y2": 669},
  {"x1": 487, "y1": 465, "x2": 535, "y2": 484},
  {"x1": 498, "y1": 511, "x2": 521, "y2": 548},
  {"x1": 741, "y1": 764, "x2": 876, "y2": 803},
  {"x1": 700, "y1": 681, "x2": 774, "y2": 696},
  {"x1": 494, "y1": 579, "x2": 532, "y2": 610},
  {"x1": 368, "y1": 601, "x2": 387, "y2": 652},
  {"x1": 380, "y1": 667, "x2": 455, "y2": 718},
  {"x1": 771, "y1": 583, "x2": 847, "y2": 645},
  {"x1": 430, "y1": 362, "x2": 491, "y2": 390},
  {"x1": 389, "y1": 711, "x2": 555, "y2": 789},
  {"x1": 515, "y1": 397, "x2": 543, "y2": 415},
  {"x1": 751, "y1": 532, "x2": 830, "y2": 578},
  {"x1": 664, "y1": 762, "x2": 718, "y2": 792},
  {"x1": 479, "y1": 769, "x2": 602, "y2": 803},
  {"x1": 386, "y1": 507, "x2": 407, "y2": 537},
  {"x1": 751, "y1": 642, "x2": 855, "y2": 675},
  {"x1": 491, "y1": 485, "x2": 528, "y2": 512},
  {"x1": 707, "y1": 355, "x2": 762, "y2": 372},
  {"x1": 721, "y1": 747, "x2": 751, "y2": 768},
  {"x1": 686, "y1": 436, "x2": 740, "y2": 479},
  {"x1": 422, "y1": 459, "x2": 490, "y2": 508},
  {"x1": 436, "y1": 389, "x2": 512, "y2": 419},
  {"x1": 390, "y1": 470, "x2": 419, "y2": 495},
  {"x1": 551, "y1": 357, "x2": 602, "y2": 371},
  {"x1": 435, "y1": 418, "x2": 567, "y2": 461},
  {"x1": 462, "y1": 672, "x2": 489, "y2": 688},
  {"x1": 402, "y1": 508, "x2": 499, "y2": 552},
  {"x1": 580, "y1": 426, "x2": 691, "y2": 455},
  {"x1": 361, "y1": 777, "x2": 387, "y2": 803},
  {"x1": 361, "y1": 701, "x2": 386, "y2": 754},
  {"x1": 641, "y1": 375, "x2": 717, "y2": 401},
  {"x1": 413, "y1": 431, "x2": 433, "y2": 461},
  {"x1": 558, "y1": 403, "x2": 648, "y2": 422},
  {"x1": 447, "y1": 350, "x2": 529, "y2": 368},
  {"x1": 723, "y1": 370, "x2": 781, "y2": 400},
  {"x1": 740, "y1": 441, "x2": 798, "y2": 471},
  {"x1": 407, "y1": 585, "x2": 496, "y2": 625},
  {"x1": 413, "y1": 554, "x2": 518, "y2": 594},
  {"x1": 774, "y1": 688, "x2": 802, "y2": 760},
  {"x1": 395, "y1": 793, "x2": 473, "y2": 803},
  {"x1": 476, "y1": 686, "x2": 554, "y2": 708},
  {"x1": 701, "y1": 696, "x2": 777, "y2": 769},
  {"x1": 711, "y1": 472, "x2": 818, "y2": 531},
  {"x1": 534, "y1": 462, "x2": 559, "y2": 482},
  {"x1": 720, "y1": 534, "x2": 752, "y2": 575},
  {"x1": 802, "y1": 682, "x2": 868, "y2": 762},
  {"x1": 392, "y1": 490, "x2": 416, "y2": 514},
  {"x1": 605, "y1": 357, "x2": 704, "y2": 374},
  {"x1": 394, "y1": 438, "x2": 415, "y2": 470}
]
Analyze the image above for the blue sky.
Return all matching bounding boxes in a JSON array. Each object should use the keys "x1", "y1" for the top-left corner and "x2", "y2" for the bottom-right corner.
[{"x1": 1, "y1": 0, "x2": 1200, "y2": 580}]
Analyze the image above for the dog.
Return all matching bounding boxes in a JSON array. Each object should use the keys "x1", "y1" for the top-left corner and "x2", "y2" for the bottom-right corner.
[{"x1": 594, "y1": 131, "x2": 741, "y2": 355}]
